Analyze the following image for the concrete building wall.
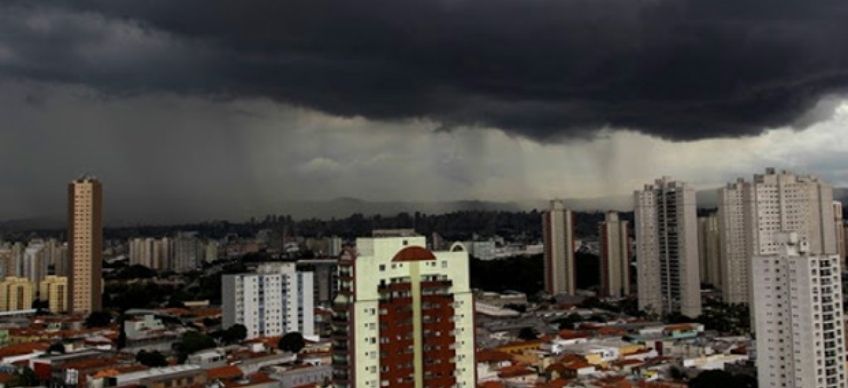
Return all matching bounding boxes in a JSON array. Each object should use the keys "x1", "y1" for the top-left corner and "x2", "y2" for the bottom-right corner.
[
  {"x1": 697, "y1": 214, "x2": 721, "y2": 288},
  {"x1": 719, "y1": 169, "x2": 836, "y2": 307},
  {"x1": 39, "y1": 275, "x2": 68, "y2": 313},
  {"x1": 599, "y1": 212, "x2": 630, "y2": 298},
  {"x1": 0, "y1": 277, "x2": 34, "y2": 311},
  {"x1": 718, "y1": 180, "x2": 749, "y2": 304},
  {"x1": 543, "y1": 200, "x2": 575, "y2": 295},
  {"x1": 332, "y1": 236, "x2": 475, "y2": 388},
  {"x1": 634, "y1": 177, "x2": 701, "y2": 318},
  {"x1": 222, "y1": 264, "x2": 315, "y2": 339},
  {"x1": 834, "y1": 202, "x2": 844, "y2": 265},
  {"x1": 753, "y1": 233, "x2": 845, "y2": 388},
  {"x1": 68, "y1": 176, "x2": 102, "y2": 313}
]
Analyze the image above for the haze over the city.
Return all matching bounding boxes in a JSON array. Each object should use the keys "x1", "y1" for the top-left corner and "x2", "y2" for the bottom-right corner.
[{"x1": 2, "y1": 0, "x2": 848, "y2": 223}]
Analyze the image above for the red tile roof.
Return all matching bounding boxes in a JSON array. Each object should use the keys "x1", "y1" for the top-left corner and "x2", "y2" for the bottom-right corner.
[
  {"x1": 498, "y1": 364, "x2": 535, "y2": 378},
  {"x1": 535, "y1": 378, "x2": 571, "y2": 388},
  {"x1": 478, "y1": 382, "x2": 505, "y2": 388},
  {"x1": 558, "y1": 330, "x2": 591, "y2": 340},
  {"x1": 392, "y1": 246, "x2": 436, "y2": 262},
  {"x1": 476, "y1": 349, "x2": 513, "y2": 363},
  {"x1": 207, "y1": 365, "x2": 243, "y2": 380},
  {"x1": 0, "y1": 342, "x2": 50, "y2": 359}
]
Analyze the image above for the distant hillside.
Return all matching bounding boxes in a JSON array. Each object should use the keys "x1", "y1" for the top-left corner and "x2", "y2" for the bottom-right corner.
[{"x1": 2, "y1": 187, "x2": 848, "y2": 231}]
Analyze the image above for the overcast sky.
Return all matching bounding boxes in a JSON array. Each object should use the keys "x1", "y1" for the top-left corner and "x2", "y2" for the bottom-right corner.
[{"x1": 1, "y1": 0, "x2": 848, "y2": 222}]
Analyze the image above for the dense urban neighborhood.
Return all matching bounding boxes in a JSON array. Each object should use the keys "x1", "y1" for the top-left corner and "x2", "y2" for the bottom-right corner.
[{"x1": 0, "y1": 167, "x2": 843, "y2": 387}]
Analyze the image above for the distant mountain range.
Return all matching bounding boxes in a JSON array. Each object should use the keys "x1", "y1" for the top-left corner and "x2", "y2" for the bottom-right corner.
[{"x1": 3, "y1": 187, "x2": 848, "y2": 231}]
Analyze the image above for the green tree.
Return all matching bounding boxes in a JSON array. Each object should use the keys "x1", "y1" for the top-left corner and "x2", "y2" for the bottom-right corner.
[
  {"x1": 221, "y1": 324, "x2": 248, "y2": 344},
  {"x1": 136, "y1": 350, "x2": 168, "y2": 367},
  {"x1": 278, "y1": 332, "x2": 306, "y2": 353},
  {"x1": 8, "y1": 367, "x2": 39, "y2": 387},
  {"x1": 32, "y1": 299, "x2": 49, "y2": 311},
  {"x1": 696, "y1": 302, "x2": 750, "y2": 335},
  {"x1": 84, "y1": 311, "x2": 112, "y2": 328},
  {"x1": 689, "y1": 369, "x2": 756, "y2": 388},
  {"x1": 117, "y1": 264, "x2": 157, "y2": 279},
  {"x1": 174, "y1": 331, "x2": 216, "y2": 362},
  {"x1": 47, "y1": 342, "x2": 65, "y2": 354},
  {"x1": 555, "y1": 313, "x2": 584, "y2": 330},
  {"x1": 517, "y1": 327, "x2": 538, "y2": 341}
]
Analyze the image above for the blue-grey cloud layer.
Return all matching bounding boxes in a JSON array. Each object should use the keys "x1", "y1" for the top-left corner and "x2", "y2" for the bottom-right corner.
[{"x1": 2, "y1": 0, "x2": 848, "y2": 140}]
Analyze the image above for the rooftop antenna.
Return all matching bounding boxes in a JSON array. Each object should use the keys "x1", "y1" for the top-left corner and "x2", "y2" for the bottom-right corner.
[{"x1": 77, "y1": 172, "x2": 98, "y2": 181}]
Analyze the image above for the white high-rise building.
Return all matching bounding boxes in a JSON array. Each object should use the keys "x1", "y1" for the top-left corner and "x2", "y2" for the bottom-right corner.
[
  {"x1": 599, "y1": 212, "x2": 630, "y2": 298},
  {"x1": 23, "y1": 241, "x2": 48, "y2": 286},
  {"x1": 697, "y1": 214, "x2": 721, "y2": 288},
  {"x1": 43, "y1": 239, "x2": 67, "y2": 277},
  {"x1": 718, "y1": 179, "x2": 750, "y2": 304},
  {"x1": 128, "y1": 238, "x2": 148, "y2": 268},
  {"x1": 543, "y1": 200, "x2": 576, "y2": 295},
  {"x1": 718, "y1": 169, "x2": 836, "y2": 305},
  {"x1": 331, "y1": 233, "x2": 475, "y2": 388},
  {"x1": 222, "y1": 262, "x2": 314, "y2": 339},
  {"x1": 129, "y1": 237, "x2": 174, "y2": 270},
  {"x1": 634, "y1": 177, "x2": 701, "y2": 317},
  {"x1": 834, "y1": 201, "x2": 845, "y2": 265},
  {"x1": 753, "y1": 233, "x2": 845, "y2": 388}
]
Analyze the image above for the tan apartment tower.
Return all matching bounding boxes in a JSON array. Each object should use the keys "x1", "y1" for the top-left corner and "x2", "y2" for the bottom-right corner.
[
  {"x1": 599, "y1": 212, "x2": 630, "y2": 298},
  {"x1": 68, "y1": 176, "x2": 102, "y2": 313},
  {"x1": 543, "y1": 200, "x2": 576, "y2": 295},
  {"x1": 39, "y1": 275, "x2": 69, "y2": 313},
  {"x1": 0, "y1": 277, "x2": 34, "y2": 311},
  {"x1": 331, "y1": 231, "x2": 475, "y2": 387}
]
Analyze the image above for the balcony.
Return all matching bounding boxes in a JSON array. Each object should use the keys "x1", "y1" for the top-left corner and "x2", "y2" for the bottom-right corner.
[
  {"x1": 379, "y1": 282, "x2": 411, "y2": 293},
  {"x1": 421, "y1": 279, "x2": 452, "y2": 290}
]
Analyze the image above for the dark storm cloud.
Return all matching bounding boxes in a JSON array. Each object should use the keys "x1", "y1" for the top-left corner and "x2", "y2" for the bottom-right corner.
[{"x1": 2, "y1": 0, "x2": 848, "y2": 141}]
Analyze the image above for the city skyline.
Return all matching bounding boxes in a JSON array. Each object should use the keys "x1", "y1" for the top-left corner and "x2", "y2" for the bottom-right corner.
[{"x1": 0, "y1": 1, "x2": 844, "y2": 386}]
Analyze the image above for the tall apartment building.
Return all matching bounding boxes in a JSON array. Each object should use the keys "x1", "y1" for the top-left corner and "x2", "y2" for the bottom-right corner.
[
  {"x1": 204, "y1": 241, "x2": 219, "y2": 263},
  {"x1": 543, "y1": 200, "x2": 576, "y2": 295},
  {"x1": 68, "y1": 176, "x2": 103, "y2": 313},
  {"x1": 599, "y1": 212, "x2": 630, "y2": 298},
  {"x1": 844, "y1": 224, "x2": 848, "y2": 266},
  {"x1": 718, "y1": 169, "x2": 836, "y2": 305},
  {"x1": 0, "y1": 242, "x2": 25, "y2": 278},
  {"x1": 130, "y1": 236, "x2": 208, "y2": 271},
  {"x1": 129, "y1": 238, "x2": 155, "y2": 269},
  {"x1": 39, "y1": 275, "x2": 68, "y2": 313},
  {"x1": 172, "y1": 233, "x2": 203, "y2": 273},
  {"x1": 697, "y1": 214, "x2": 721, "y2": 288},
  {"x1": 718, "y1": 179, "x2": 749, "y2": 304},
  {"x1": 43, "y1": 239, "x2": 68, "y2": 277},
  {"x1": 332, "y1": 233, "x2": 475, "y2": 388},
  {"x1": 222, "y1": 262, "x2": 314, "y2": 339},
  {"x1": 305, "y1": 237, "x2": 343, "y2": 257},
  {"x1": 753, "y1": 233, "x2": 845, "y2": 388},
  {"x1": 296, "y1": 258, "x2": 338, "y2": 306},
  {"x1": 0, "y1": 247, "x2": 10, "y2": 279},
  {"x1": 23, "y1": 241, "x2": 48, "y2": 285},
  {"x1": 834, "y1": 201, "x2": 845, "y2": 264},
  {"x1": 0, "y1": 277, "x2": 34, "y2": 311},
  {"x1": 634, "y1": 177, "x2": 701, "y2": 318}
]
